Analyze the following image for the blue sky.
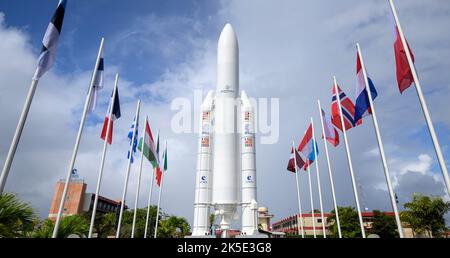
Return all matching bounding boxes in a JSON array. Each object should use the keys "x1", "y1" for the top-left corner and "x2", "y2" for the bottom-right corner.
[
  {"x1": 1, "y1": 0, "x2": 450, "y2": 229},
  {"x1": 0, "y1": 0, "x2": 219, "y2": 84}
]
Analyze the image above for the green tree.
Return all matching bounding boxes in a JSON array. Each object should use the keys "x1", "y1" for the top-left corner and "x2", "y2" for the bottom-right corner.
[
  {"x1": 0, "y1": 193, "x2": 36, "y2": 238},
  {"x1": 369, "y1": 210, "x2": 398, "y2": 238},
  {"x1": 156, "y1": 216, "x2": 191, "y2": 238},
  {"x1": 401, "y1": 194, "x2": 450, "y2": 238},
  {"x1": 80, "y1": 212, "x2": 117, "y2": 238},
  {"x1": 328, "y1": 206, "x2": 362, "y2": 238},
  {"x1": 33, "y1": 215, "x2": 89, "y2": 238},
  {"x1": 117, "y1": 206, "x2": 158, "y2": 238}
]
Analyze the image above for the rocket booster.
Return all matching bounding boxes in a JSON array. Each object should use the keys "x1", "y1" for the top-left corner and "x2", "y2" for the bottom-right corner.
[{"x1": 192, "y1": 24, "x2": 258, "y2": 237}]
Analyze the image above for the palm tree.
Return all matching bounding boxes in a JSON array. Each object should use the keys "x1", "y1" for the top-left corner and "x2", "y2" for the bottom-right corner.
[
  {"x1": 0, "y1": 193, "x2": 36, "y2": 238},
  {"x1": 34, "y1": 215, "x2": 89, "y2": 238}
]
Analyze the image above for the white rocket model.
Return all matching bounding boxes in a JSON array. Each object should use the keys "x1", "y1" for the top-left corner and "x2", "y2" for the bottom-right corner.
[{"x1": 192, "y1": 24, "x2": 258, "y2": 237}]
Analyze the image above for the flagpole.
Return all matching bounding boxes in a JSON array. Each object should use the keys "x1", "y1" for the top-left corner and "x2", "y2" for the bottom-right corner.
[
  {"x1": 154, "y1": 141, "x2": 167, "y2": 238},
  {"x1": 311, "y1": 117, "x2": 326, "y2": 238},
  {"x1": 144, "y1": 167, "x2": 156, "y2": 238},
  {"x1": 333, "y1": 76, "x2": 366, "y2": 238},
  {"x1": 388, "y1": 0, "x2": 450, "y2": 196},
  {"x1": 116, "y1": 99, "x2": 141, "y2": 238},
  {"x1": 144, "y1": 129, "x2": 158, "y2": 238},
  {"x1": 51, "y1": 38, "x2": 105, "y2": 238},
  {"x1": 293, "y1": 141, "x2": 305, "y2": 238},
  {"x1": 131, "y1": 116, "x2": 147, "y2": 238},
  {"x1": 356, "y1": 43, "x2": 404, "y2": 238},
  {"x1": 317, "y1": 100, "x2": 342, "y2": 238},
  {"x1": 88, "y1": 72, "x2": 117, "y2": 238},
  {"x1": 0, "y1": 1, "x2": 68, "y2": 194},
  {"x1": 307, "y1": 163, "x2": 316, "y2": 238},
  {"x1": 0, "y1": 79, "x2": 39, "y2": 194}
]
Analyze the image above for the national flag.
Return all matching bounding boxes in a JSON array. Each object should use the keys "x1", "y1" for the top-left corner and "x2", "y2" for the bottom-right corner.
[
  {"x1": 298, "y1": 123, "x2": 319, "y2": 170},
  {"x1": 87, "y1": 57, "x2": 104, "y2": 113},
  {"x1": 287, "y1": 147, "x2": 305, "y2": 173},
  {"x1": 354, "y1": 50, "x2": 378, "y2": 122},
  {"x1": 138, "y1": 118, "x2": 159, "y2": 168},
  {"x1": 321, "y1": 109, "x2": 339, "y2": 147},
  {"x1": 155, "y1": 133, "x2": 162, "y2": 186},
  {"x1": 393, "y1": 23, "x2": 415, "y2": 93},
  {"x1": 127, "y1": 115, "x2": 139, "y2": 163},
  {"x1": 303, "y1": 140, "x2": 319, "y2": 170},
  {"x1": 100, "y1": 87, "x2": 121, "y2": 144},
  {"x1": 156, "y1": 142, "x2": 167, "y2": 187},
  {"x1": 33, "y1": 0, "x2": 67, "y2": 80},
  {"x1": 155, "y1": 167, "x2": 162, "y2": 187},
  {"x1": 331, "y1": 84, "x2": 361, "y2": 131},
  {"x1": 155, "y1": 132, "x2": 160, "y2": 165}
]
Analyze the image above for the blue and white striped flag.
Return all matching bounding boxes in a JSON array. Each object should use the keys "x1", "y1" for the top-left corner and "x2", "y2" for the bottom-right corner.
[
  {"x1": 87, "y1": 57, "x2": 104, "y2": 113},
  {"x1": 33, "y1": 0, "x2": 67, "y2": 80},
  {"x1": 127, "y1": 115, "x2": 139, "y2": 163}
]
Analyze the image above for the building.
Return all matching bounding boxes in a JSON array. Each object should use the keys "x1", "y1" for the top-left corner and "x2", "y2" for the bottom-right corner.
[
  {"x1": 272, "y1": 211, "x2": 401, "y2": 237},
  {"x1": 257, "y1": 207, "x2": 274, "y2": 231},
  {"x1": 48, "y1": 179, "x2": 127, "y2": 221}
]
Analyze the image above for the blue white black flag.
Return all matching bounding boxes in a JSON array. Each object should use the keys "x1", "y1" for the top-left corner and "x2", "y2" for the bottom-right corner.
[
  {"x1": 87, "y1": 57, "x2": 104, "y2": 112},
  {"x1": 33, "y1": 0, "x2": 67, "y2": 80}
]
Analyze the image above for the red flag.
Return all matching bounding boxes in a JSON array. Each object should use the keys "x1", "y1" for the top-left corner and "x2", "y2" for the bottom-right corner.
[
  {"x1": 393, "y1": 26, "x2": 415, "y2": 94},
  {"x1": 298, "y1": 124, "x2": 312, "y2": 153},
  {"x1": 287, "y1": 147, "x2": 305, "y2": 173},
  {"x1": 331, "y1": 84, "x2": 361, "y2": 131},
  {"x1": 156, "y1": 166, "x2": 162, "y2": 187}
]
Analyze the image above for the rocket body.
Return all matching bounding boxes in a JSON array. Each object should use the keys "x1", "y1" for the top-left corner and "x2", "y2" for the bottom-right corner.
[{"x1": 192, "y1": 24, "x2": 258, "y2": 237}]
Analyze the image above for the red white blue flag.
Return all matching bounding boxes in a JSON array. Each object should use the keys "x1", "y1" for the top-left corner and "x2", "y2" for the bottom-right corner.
[
  {"x1": 321, "y1": 109, "x2": 339, "y2": 147},
  {"x1": 101, "y1": 87, "x2": 121, "y2": 144},
  {"x1": 354, "y1": 50, "x2": 378, "y2": 122},
  {"x1": 298, "y1": 124, "x2": 319, "y2": 170}
]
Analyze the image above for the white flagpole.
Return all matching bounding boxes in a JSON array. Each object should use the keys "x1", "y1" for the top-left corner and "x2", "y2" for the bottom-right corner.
[
  {"x1": 116, "y1": 99, "x2": 141, "y2": 238},
  {"x1": 52, "y1": 38, "x2": 105, "y2": 238},
  {"x1": 293, "y1": 141, "x2": 305, "y2": 238},
  {"x1": 357, "y1": 43, "x2": 404, "y2": 238},
  {"x1": 131, "y1": 116, "x2": 148, "y2": 238},
  {"x1": 88, "y1": 72, "x2": 118, "y2": 238},
  {"x1": 311, "y1": 117, "x2": 326, "y2": 238},
  {"x1": 388, "y1": 0, "x2": 450, "y2": 196},
  {"x1": 317, "y1": 100, "x2": 342, "y2": 238},
  {"x1": 333, "y1": 76, "x2": 366, "y2": 238},
  {"x1": 307, "y1": 163, "x2": 316, "y2": 238},
  {"x1": 144, "y1": 129, "x2": 158, "y2": 238},
  {"x1": 154, "y1": 140, "x2": 167, "y2": 238},
  {"x1": 0, "y1": 79, "x2": 38, "y2": 194},
  {"x1": 144, "y1": 167, "x2": 156, "y2": 238}
]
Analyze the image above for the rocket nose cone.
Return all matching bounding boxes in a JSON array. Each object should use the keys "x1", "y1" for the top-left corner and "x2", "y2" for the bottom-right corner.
[{"x1": 218, "y1": 23, "x2": 238, "y2": 50}]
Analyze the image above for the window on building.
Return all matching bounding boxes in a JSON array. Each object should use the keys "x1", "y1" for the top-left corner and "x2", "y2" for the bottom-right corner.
[{"x1": 317, "y1": 219, "x2": 322, "y2": 223}]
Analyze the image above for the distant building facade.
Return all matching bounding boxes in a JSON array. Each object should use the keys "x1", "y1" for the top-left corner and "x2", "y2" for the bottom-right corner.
[
  {"x1": 48, "y1": 179, "x2": 127, "y2": 221},
  {"x1": 272, "y1": 212, "x2": 407, "y2": 237}
]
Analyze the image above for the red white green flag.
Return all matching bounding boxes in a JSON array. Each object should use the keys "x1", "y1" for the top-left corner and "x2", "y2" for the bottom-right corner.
[
  {"x1": 138, "y1": 117, "x2": 158, "y2": 168},
  {"x1": 156, "y1": 142, "x2": 167, "y2": 187}
]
